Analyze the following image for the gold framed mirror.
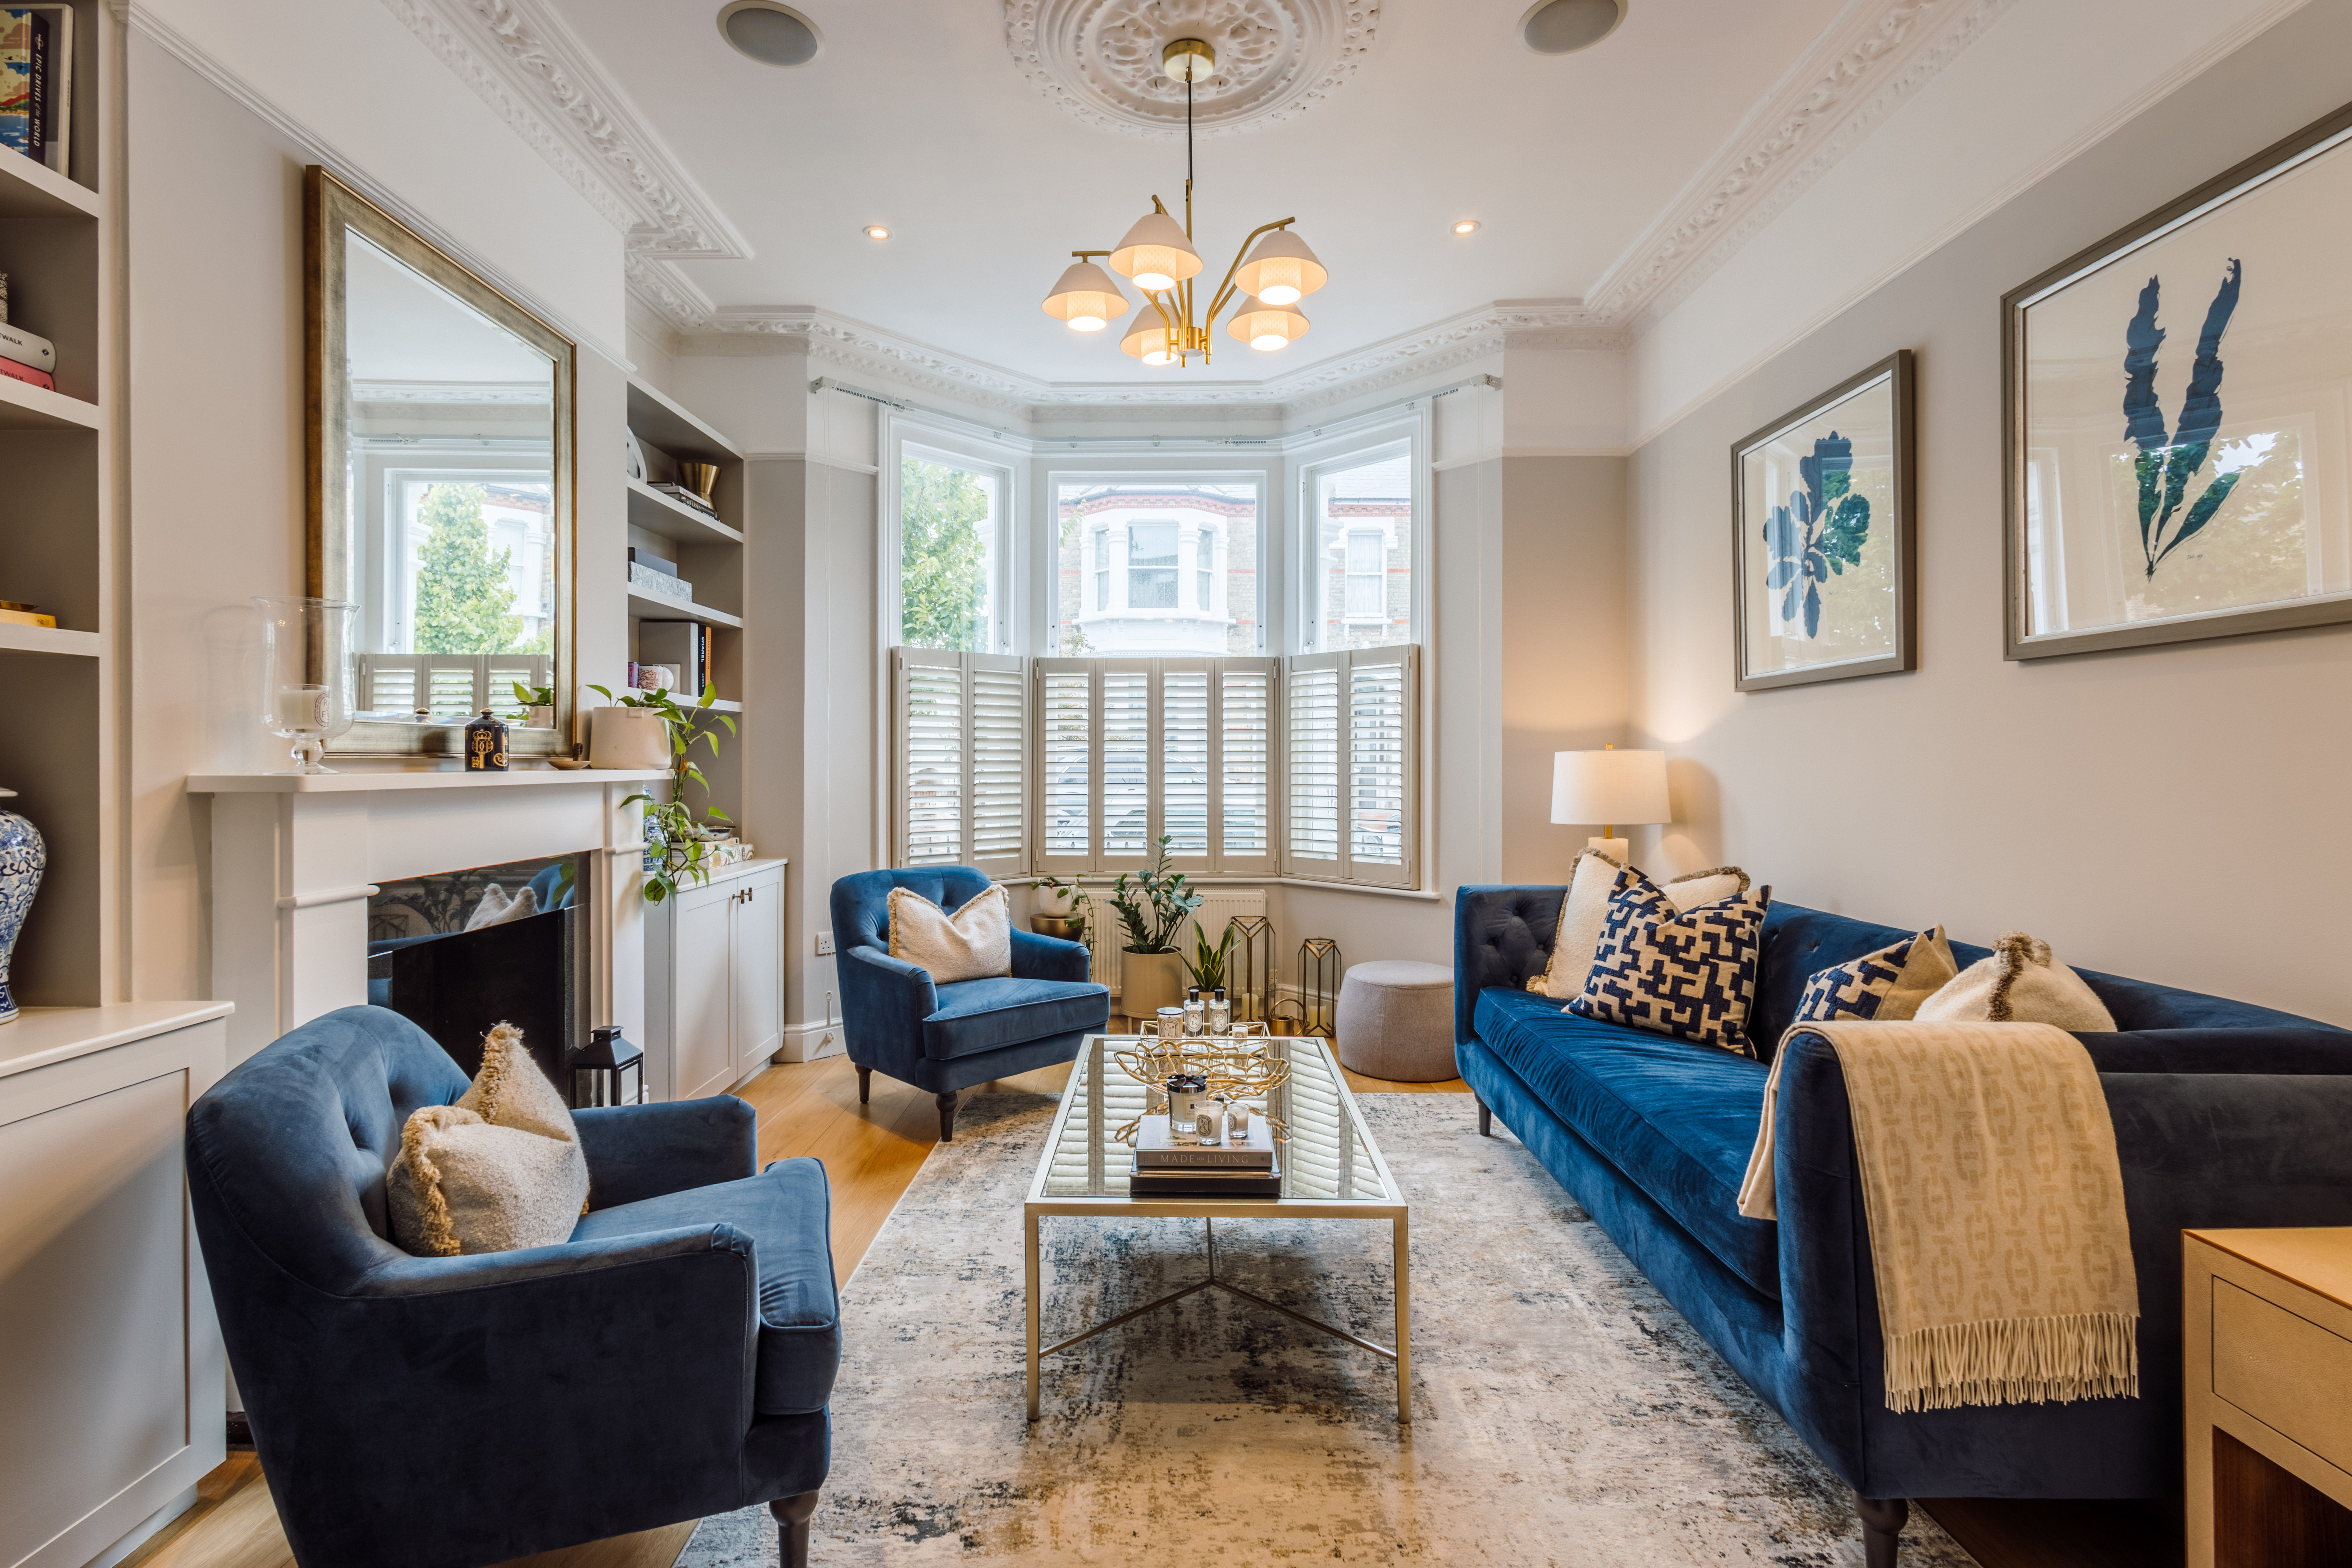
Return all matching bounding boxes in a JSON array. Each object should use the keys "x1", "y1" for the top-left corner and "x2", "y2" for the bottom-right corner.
[{"x1": 305, "y1": 166, "x2": 575, "y2": 757}]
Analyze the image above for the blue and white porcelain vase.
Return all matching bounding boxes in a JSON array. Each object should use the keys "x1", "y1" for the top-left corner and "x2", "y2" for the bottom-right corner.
[{"x1": 0, "y1": 787, "x2": 43, "y2": 1025}]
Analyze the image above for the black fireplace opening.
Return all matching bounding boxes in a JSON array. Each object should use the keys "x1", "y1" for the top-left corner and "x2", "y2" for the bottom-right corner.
[{"x1": 366, "y1": 855, "x2": 588, "y2": 1089}]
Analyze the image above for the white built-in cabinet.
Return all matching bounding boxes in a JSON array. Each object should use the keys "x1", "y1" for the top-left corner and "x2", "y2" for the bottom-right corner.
[{"x1": 645, "y1": 858, "x2": 786, "y2": 1101}]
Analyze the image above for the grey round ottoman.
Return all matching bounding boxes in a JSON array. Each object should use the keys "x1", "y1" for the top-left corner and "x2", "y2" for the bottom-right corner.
[{"x1": 1333, "y1": 960, "x2": 1457, "y2": 1082}]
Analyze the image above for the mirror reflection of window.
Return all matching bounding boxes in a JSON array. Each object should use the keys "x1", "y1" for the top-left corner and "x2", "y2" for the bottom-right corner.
[{"x1": 341, "y1": 231, "x2": 556, "y2": 719}]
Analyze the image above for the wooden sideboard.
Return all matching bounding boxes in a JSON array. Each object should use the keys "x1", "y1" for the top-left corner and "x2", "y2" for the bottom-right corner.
[{"x1": 2185, "y1": 1228, "x2": 2352, "y2": 1568}]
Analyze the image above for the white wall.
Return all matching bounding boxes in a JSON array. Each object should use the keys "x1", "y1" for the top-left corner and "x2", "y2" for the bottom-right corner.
[{"x1": 1625, "y1": 0, "x2": 2352, "y2": 1023}]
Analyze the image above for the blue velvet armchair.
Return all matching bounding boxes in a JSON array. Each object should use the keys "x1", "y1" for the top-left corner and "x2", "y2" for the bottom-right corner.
[
  {"x1": 185, "y1": 1006, "x2": 840, "y2": 1568},
  {"x1": 831, "y1": 866, "x2": 1108, "y2": 1139}
]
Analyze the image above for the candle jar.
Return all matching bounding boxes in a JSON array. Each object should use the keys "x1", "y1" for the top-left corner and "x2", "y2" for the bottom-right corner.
[
  {"x1": 1228, "y1": 1101, "x2": 1254, "y2": 1138},
  {"x1": 1196, "y1": 1098, "x2": 1225, "y2": 1147},
  {"x1": 1207, "y1": 988, "x2": 1231, "y2": 1036},
  {"x1": 1154, "y1": 1006, "x2": 1185, "y2": 1042},
  {"x1": 1165, "y1": 1073, "x2": 1209, "y2": 1144}
]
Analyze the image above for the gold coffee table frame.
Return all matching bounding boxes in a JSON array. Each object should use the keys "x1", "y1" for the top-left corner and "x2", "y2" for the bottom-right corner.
[{"x1": 1022, "y1": 1033, "x2": 1412, "y2": 1424}]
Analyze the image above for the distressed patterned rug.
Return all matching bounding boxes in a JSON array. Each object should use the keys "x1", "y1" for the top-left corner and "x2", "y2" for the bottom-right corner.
[{"x1": 679, "y1": 1094, "x2": 1977, "y2": 1566}]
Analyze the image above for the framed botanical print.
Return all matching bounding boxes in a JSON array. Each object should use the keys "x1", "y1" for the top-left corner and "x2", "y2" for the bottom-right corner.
[
  {"x1": 2004, "y1": 99, "x2": 2352, "y2": 659},
  {"x1": 1732, "y1": 349, "x2": 1916, "y2": 692}
]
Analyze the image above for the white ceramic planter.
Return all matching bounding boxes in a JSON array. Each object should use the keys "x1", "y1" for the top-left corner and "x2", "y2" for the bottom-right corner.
[{"x1": 589, "y1": 706, "x2": 671, "y2": 769}]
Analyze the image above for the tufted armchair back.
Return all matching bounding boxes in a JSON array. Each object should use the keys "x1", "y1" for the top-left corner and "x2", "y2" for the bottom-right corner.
[
  {"x1": 185, "y1": 1006, "x2": 468, "y2": 1292},
  {"x1": 831, "y1": 866, "x2": 994, "y2": 957}
]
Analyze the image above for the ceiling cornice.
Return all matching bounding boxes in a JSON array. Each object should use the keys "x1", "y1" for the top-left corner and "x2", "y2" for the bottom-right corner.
[
  {"x1": 1584, "y1": 0, "x2": 2015, "y2": 328},
  {"x1": 378, "y1": 0, "x2": 751, "y2": 260}
]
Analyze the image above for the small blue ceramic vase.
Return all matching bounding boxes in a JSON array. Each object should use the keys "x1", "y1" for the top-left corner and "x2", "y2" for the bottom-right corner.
[{"x1": 0, "y1": 787, "x2": 44, "y2": 1025}]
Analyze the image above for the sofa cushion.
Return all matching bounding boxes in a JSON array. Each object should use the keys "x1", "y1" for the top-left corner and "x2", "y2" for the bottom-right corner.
[
  {"x1": 1571, "y1": 880, "x2": 1772, "y2": 1055},
  {"x1": 1793, "y1": 926, "x2": 1957, "y2": 1025},
  {"x1": 924, "y1": 975, "x2": 1111, "y2": 1061},
  {"x1": 571, "y1": 1156, "x2": 839, "y2": 1416},
  {"x1": 1476, "y1": 987, "x2": 1780, "y2": 1300}
]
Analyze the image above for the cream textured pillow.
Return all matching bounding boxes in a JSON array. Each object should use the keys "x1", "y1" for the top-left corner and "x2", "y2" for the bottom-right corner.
[
  {"x1": 388, "y1": 1022, "x2": 589, "y2": 1257},
  {"x1": 463, "y1": 884, "x2": 538, "y2": 932},
  {"x1": 1915, "y1": 931, "x2": 2117, "y2": 1031},
  {"x1": 888, "y1": 883, "x2": 1011, "y2": 985},
  {"x1": 1527, "y1": 850, "x2": 1632, "y2": 1000},
  {"x1": 1663, "y1": 866, "x2": 1752, "y2": 913}
]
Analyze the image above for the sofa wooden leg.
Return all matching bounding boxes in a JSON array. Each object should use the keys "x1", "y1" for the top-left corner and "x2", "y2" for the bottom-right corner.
[
  {"x1": 770, "y1": 1489, "x2": 820, "y2": 1568},
  {"x1": 1856, "y1": 1494, "x2": 1908, "y2": 1568},
  {"x1": 1475, "y1": 1094, "x2": 1492, "y2": 1138},
  {"x1": 857, "y1": 1065, "x2": 871, "y2": 1105},
  {"x1": 937, "y1": 1090, "x2": 960, "y2": 1142}
]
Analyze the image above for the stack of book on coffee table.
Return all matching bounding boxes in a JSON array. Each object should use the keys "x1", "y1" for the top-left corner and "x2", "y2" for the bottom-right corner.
[{"x1": 1130, "y1": 1115, "x2": 1280, "y2": 1198}]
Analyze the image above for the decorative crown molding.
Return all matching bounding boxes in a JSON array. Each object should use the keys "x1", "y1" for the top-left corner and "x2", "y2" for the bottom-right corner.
[
  {"x1": 1585, "y1": 0, "x2": 2014, "y2": 329},
  {"x1": 378, "y1": 0, "x2": 751, "y2": 260},
  {"x1": 1005, "y1": 0, "x2": 1381, "y2": 140}
]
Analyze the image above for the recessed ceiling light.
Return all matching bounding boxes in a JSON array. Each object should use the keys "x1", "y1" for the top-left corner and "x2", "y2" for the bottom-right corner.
[
  {"x1": 718, "y1": 1, "x2": 822, "y2": 67},
  {"x1": 864, "y1": 225, "x2": 891, "y2": 241},
  {"x1": 1519, "y1": 0, "x2": 1626, "y2": 55},
  {"x1": 1453, "y1": 220, "x2": 1480, "y2": 235}
]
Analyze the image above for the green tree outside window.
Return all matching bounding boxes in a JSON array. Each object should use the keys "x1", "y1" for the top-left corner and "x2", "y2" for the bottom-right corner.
[
  {"x1": 412, "y1": 481, "x2": 525, "y2": 653},
  {"x1": 899, "y1": 458, "x2": 991, "y2": 650}
]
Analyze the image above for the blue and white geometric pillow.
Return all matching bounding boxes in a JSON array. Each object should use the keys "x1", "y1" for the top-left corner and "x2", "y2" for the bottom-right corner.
[
  {"x1": 1792, "y1": 925, "x2": 1956, "y2": 1025},
  {"x1": 1568, "y1": 879, "x2": 1773, "y2": 1055}
]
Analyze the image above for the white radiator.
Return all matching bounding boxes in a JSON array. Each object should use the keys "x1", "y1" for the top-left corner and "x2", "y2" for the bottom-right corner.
[{"x1": 1086, "y1": 887, "x2": 1267, "y2": 1004}]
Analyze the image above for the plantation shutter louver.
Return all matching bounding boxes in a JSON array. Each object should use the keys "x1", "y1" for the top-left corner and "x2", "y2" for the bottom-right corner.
[
  {"x1": 1284, "y1": 654, "x2": 1343, "y2": 869},
  {"x1": 1279, "y1": 646, "x2": 1416, "y2": 889},
  {"x1": 1217, "y1": 659, "x2": 1278, "y2": 875},
  {"x1": 892, "y1": 648, "x2": 1030, "y2": 878},
  {"x1": 1099, "y1": 662, "x2": 1152, "y2": 861},
  {"x1": 1036, "y1": 662, "x2": 1093, "y2": 868},
  {"x1": 1159, "y1": 662, "x2": 1212, "y2": 865}
]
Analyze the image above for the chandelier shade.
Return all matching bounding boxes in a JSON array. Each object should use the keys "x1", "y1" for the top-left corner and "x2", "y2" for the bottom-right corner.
[
  {"x1": 1232, "y1": 227, "x2": 1327, "y2": 306},
  {"x1": 1108, "y1": 208, "x2": 1203, "y2": 293},
  {"x1": 1227, "y1": 294, "x2": 1310, "y2": 351},
  {"x1": 1120, "y1": 317, "x2": 1181, "y2": 366},
  {"x1": 1041, "y1": 259, "x2": 1128, "y2": 332}
]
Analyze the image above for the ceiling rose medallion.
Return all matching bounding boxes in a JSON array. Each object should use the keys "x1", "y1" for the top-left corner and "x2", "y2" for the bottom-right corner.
[
  {"x1": 1006, "y1": 0, "x2": 1381, "y2": 139},
  {"x1": 1041, "y1": 36, "x2": 1330, "y2": 368}
]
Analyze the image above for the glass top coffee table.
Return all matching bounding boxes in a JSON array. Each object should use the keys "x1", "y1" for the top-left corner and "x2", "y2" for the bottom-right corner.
[{"x1": 1022, "y1": 1032, "x2": 1412, "y2": 1424}]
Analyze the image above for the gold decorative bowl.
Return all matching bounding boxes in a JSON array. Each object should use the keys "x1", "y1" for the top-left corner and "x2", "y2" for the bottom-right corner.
[{"x1": 1032, "y1": 914, "x2": 1085, "y2": 941}]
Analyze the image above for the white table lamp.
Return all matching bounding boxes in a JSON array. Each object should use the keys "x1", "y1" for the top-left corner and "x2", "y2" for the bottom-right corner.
[{"x1": 1551, "y1": 746, "x2": 1670, "y2": 862}]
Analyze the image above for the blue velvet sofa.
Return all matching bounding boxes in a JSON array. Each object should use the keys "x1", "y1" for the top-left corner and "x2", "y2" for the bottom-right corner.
[
  {"x1": 1453, "y1": 891, "x2": 2352, "y2": 1564},
  {"x1": 833, "y1": 866, "x2": 1109, "y2": 1139},
  {"x1": 186, "y1": 1006, "x2": 840, "y2": 1568}
]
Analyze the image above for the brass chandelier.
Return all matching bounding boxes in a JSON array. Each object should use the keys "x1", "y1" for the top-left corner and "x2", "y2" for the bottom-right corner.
[{"x1": 1039, "y1": 37, "x2": 1329, "y2": 368}]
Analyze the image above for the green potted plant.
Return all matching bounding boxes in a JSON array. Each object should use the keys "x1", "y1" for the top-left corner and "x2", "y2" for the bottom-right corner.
[
  {"x1": 1181, "y1": 919, "x2": 1235, "y2": 994},
  {"x1": 1027, "y1": 875, "x2": 1091, "y2": 943},
  {"x1": 1107, "y1": 835, "x2": 1201, "y2": 1018},
  {"x1": 508, "y1": 680, "x2": 556, "y2": 729},
  {"x1": 587, "y1": 681, "x2": 738, "y2": 905}
]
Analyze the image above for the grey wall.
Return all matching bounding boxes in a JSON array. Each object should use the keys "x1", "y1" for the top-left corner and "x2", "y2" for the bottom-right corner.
[{"x1": 1627, "y1": 2, "x2": 2352, "y2": 1023}]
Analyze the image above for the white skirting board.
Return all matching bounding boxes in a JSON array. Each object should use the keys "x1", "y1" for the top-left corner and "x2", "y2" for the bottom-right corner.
[{"x1": 777, "y1": 1018, "x2": 847, "y2": 1064}]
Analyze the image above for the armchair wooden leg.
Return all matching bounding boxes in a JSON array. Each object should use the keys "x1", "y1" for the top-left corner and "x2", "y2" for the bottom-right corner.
[
  {"x1": 857, "y1": 1065, "x2": 871, "y2": 1105},
  {"x1": 769, "y1": 1489, "x2": 820, "y2": 1568},
  {"x1": 1856, "y1": 1494, "x2": 1908, "y2": 1568},
  {"x1": 1475, "y1": 1095, "x2": 1492, "y2": 1137},
  {"x1": 936, "y1": 1090, "x2": 961, "y2": 1142}
]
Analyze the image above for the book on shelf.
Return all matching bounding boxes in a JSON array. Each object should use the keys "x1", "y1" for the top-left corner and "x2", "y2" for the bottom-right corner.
[
  {"x1": 0, "y1": 6, "x2": 68, "y2": 173},
  {"x1": 649, "y1": 482, "x2": 719, "y2": 518},
  {"x1": 629, "y1": 560, "x2": 693, "y2": 603},
  {"x1": 1135, "y1": 1115, "x2": 1276, "y2": 1169},
  {"x1": 0, "y1": 605, "x2": 57, "y2": 627},
  {"x1": 637, "y1": 620, "x2": 708, "y2": 697},
  {"x1": 0, "y1": 320, "x2": 55, "y2": 374},
  {"x1": 627, "y1": 545, "x2": 678, "y2": 576},
  {"x1": 0, "y1": 355, "x2": 52, "y2": 391}
]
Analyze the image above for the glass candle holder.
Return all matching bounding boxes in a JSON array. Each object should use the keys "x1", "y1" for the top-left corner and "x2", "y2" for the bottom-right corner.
[
  {"x1": 253, "y1": 597, "x2": 357, "y2": 774},
  {"x1": 1155, "y1": 1006, "x2": 1185, "y2": 1042},
  {"x1": 1195, "y1": 1097, "x2": 1226, "y2": 1147},
  {"x1": 1165, "y1": 1073, "x2": 1209, "y2": 1145}
]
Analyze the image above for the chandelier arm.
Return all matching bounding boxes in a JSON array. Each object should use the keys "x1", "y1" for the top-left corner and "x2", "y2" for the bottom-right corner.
[{"x1": 1204, "y1": 217, "x2": 1299, "y2": 324}]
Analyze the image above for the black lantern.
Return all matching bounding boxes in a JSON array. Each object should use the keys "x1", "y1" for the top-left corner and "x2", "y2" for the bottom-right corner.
[
  {"x1": 464, "y1": 708, "x2": 509, "y2": 772},
  {"x1": 573, "y1": 1024, "x2": 644, "y2": 1108}
]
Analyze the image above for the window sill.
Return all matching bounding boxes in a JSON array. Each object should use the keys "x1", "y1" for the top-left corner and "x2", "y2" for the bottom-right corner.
[{"x1": 1013, "y1": 873, "x2": 1440, "y2": 903}]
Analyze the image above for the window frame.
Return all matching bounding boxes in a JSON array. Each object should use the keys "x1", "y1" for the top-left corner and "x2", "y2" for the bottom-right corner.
[
  {"x1": 880, "y1": 415, "x2": 1023, "y2": 656},
  {"x1": 1290, "y1": 419, "x2": 1428, "y2": 655}
]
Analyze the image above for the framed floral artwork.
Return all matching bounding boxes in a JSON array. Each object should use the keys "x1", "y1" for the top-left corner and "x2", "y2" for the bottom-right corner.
[
  {"x1": 2004, "y1": 100, "x2": 2352, "y2": 658},
  {"x1": 1732, "y1": 349, "x2": 1916, "y2": 692}
]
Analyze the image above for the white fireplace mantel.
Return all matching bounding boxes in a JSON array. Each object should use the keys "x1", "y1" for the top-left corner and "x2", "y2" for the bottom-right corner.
[{"x1": 191, "y1": 768, "x2": 669, "y2": 1065}]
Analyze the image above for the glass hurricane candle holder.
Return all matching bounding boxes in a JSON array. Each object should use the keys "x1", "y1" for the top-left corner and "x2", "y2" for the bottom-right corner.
[
  {"x1": 253, "y1": 597, "x2": 357, "y2": 774},
  {"x1": 1299, "y1": 938, "x2": 1341, "y2": 1037}
]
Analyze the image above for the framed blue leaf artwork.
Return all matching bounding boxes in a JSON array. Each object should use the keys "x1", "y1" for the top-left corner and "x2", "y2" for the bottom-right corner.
[
  {"x1": 2004, "y1": 98, "x2": 2352, "y2": 658},
  {"x1": 1733, "y1": 350, "x2": 1915, "y2": 692}
]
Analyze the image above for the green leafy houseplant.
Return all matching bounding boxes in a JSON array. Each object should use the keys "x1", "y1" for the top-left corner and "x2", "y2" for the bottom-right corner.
[
  {"x1": 507, "y1": 680, "x2": 556, "y2": 722},
  {"x1": 1181, "y1": 919, "x2": 1235, "y2": 991},
  {"x1": 1027, "y1": 875, "x2": 1091, "y2": 941},
  {"x1": 587, "y1": 682, "x2": 738, "y2": 904},
  {"x1": 1107, "y1": 836, "x2": 1201, "y2": 954}
]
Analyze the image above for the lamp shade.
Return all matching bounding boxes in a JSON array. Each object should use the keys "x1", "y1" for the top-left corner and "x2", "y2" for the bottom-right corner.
[
  {"x1": 1041, "y1": 259, "x2": 1128, "y2": 332},
  {"x1": 1550, "y1": 748, "x2": 1669, "y2": 827},
  {"x1": 1108, "y1": 209, "x2": 1202, "y2": 292},
  {"x1": 1120, "y1": 317, "x2": 1179, "y2": 366},
  {"x1": 1232, "y1": 227, "x2": 1327, "y2": 306},
  {"x1": 1226, "y1": 294, "x2": 1310, "y2": 351}
]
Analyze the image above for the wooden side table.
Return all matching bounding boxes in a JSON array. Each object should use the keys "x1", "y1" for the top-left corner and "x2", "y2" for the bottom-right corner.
[{"x1": 2184, "y1": 1228, "x2": 2352, "y2": 1568}]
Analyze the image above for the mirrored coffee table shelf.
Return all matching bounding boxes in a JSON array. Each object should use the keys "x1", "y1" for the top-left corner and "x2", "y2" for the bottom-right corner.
[{"x1": 1023, "y1": 1033, "x2": 1412, "y2": 1424}]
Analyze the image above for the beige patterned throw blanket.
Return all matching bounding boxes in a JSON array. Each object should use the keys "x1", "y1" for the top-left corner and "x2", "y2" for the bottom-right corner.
[{"x1": 1736, "y1": 1020, "x2": 2138, "y2": 1412}]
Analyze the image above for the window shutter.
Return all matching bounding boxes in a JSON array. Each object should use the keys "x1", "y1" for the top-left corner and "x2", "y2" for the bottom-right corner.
[
  {"x1": 1035, "y1": 660, "x2": 1094, "y2": 871},
  {"x1": 1216, "y1": 658, "x2": 1278, "y2": 875},
  {"x1": 968, "y1": 653, "x2": 1028, "y2": 881},
  {"x1": 1284, "y1": 652, "x2": 1343, "y2": 870},
  {"x1": 894, "y1": 648, "x2": 965, "y2": 867},
  {"x1": 1099, "y1": 661, "x2": 1151, "y2": 861},
  {"x1": 1159, "y1": 662, "x2": 1212, "y2": 867}
]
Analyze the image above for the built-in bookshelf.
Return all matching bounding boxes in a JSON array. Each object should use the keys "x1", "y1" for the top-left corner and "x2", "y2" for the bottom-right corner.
[
  {"x1": 624, "y1": 376, "x2": 747, "y2": 831},
  {"x1": 0, "y1": 0, "x2": 112, "y2": 1014}
]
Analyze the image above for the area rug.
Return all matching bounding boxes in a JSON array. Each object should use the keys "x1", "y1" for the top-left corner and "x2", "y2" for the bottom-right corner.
[{"x1": 680, "y1": 1094, "x2": 1977, "y2": 1566}]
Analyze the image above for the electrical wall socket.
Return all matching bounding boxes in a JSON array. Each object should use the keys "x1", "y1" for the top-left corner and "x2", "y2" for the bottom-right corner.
[{"x1": 815, "y1": 931, "x2": 835, "y2": 956}]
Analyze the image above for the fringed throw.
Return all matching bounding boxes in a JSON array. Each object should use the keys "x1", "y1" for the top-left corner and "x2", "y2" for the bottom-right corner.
[{"x1": 1738, "y1": 1019, "x2": 2138, "y2": 1413}]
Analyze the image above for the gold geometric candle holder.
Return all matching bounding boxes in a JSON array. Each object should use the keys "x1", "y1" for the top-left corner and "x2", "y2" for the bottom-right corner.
[{"x1": 1298, "y1": 937, "x2": 1340, "y2": 1037}]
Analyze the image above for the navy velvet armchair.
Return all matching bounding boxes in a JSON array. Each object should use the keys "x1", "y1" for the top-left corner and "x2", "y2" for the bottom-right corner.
[
  {"x1": 831, "y1": 866, "x2": 1108, "y2": 1139},
  {"x1": 185, "y1": 1006, "x2": 840, "y2": 1568}
]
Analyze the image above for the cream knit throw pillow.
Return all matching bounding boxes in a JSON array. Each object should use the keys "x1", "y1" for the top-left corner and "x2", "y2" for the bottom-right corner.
[
  {"x1": 388, "y1": 1022, "x2": 590, "y2": 1257},
  {"x1": 887, "y1": 883, "x2": 1011, "y2": 985},
  {"x1": 1915, "y1": 931, "x2": 2117, "y2": 1031}
]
